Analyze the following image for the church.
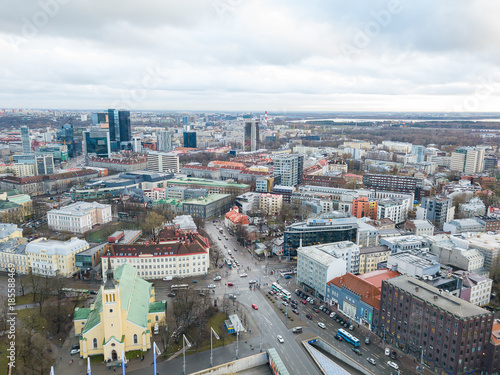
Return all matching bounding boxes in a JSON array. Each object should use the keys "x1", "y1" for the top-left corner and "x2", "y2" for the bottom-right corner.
[{"x1": 74, "y1": 259, "x2": 166, "y2": 361}]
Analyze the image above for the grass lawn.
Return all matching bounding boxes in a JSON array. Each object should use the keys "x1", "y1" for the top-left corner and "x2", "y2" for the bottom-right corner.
[
  {"x1": 0, "y1": 338, "x2": 9, "y2": 371},
  {"x1": 15, "y1": 307, "x2": 47, "y2": 328},
  {"x1": 87, "y1": 221, "x2": 141, "y2": 243},
  {"x1": 16, "y1": 293, "x2": 35, "y2": 305},
  {"x1": 125, "y1": 350, "x2": 145, "y2": 360},
  {"x1": 89, "y1": 354, "x2": 104, "y2": 364}
]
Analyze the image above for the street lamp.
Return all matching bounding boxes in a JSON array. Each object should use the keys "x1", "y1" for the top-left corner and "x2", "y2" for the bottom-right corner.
[
  {"x1": 182, "y1": 334, "x2": 192, "y2": 374},
  {"x1": 210, "y1": 327, "x2": 220, "y2": 367}
]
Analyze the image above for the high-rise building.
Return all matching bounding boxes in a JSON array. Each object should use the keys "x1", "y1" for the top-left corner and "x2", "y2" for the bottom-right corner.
[
  {"x1": 244, "y1": 120, "x2": 260, "y2": 152},
  {"x1": 363, "y1": 173, "x2": 424, "y2": 200},
  {"x1": 57, "y1": 123, "x2": 75, "y2": 157},
  {"x1": 35, "y1": 154, "x2": 54, "y2": 175},
  {"x1": 146, "y1": 152, "x2": 180, "y2": 173},
  {"x1": 118, "y1": 110, "x2": 131, "y2": 143},
  {"x1": 91, "y1": 112, "x2": 108, "y2": 127},
  {"x1": 411, "y1": 145, "x2": 426, "y2": 163},
  {"x1": 107, "y1": 109, "x2": 120, "y2": 144},
  {"x1": 84, "y1": 130, "x2": 111, "y2": 159},
  {"x1": 450, "y1": 147, "x2": 485, "y2": 174},
  {"x1": 132, "y1": 137, "x2": 142, "y2": 153},
  {"x1": 418, "y1": 196, "x2": 454, "y2": 227},
  {"x1": 273, "y1": 154, "x2": 304, "y2": 187},
  {"x1": 183, "y1": 132, "x2": 197, "y2": 148},
  {"x1": 21, "y1": 126, "x2": 31, "y2": 154},
  {"x1": 157, "y1": 130, "x2": 173, "y2": 152}
]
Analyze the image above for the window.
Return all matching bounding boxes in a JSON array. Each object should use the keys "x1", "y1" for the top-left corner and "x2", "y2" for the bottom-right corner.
[
  {"x1": 133, "y1": 334, "x2": 138, "y2": 344},
  {"x1": 93, "y1": 338, "x2": 98, "y2": 349}
]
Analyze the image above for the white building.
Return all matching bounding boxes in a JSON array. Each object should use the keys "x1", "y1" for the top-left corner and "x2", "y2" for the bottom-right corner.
[
  {"x1": 377, "y1": 198, "x2": 406, "y2": 224},
  {"x1": 427, "y1": 234, "x2": 485, "y2": 273},
  {"x1": 387, "y1": 250, "x2": 441, "y2": 278},
  {"x1": 443, "y1": 219, "x2": 485, "y2": 235},
  {"x1": 450, "y1": 147, "x2": 485, "y2": 174},
  {"x1": 26, "y1": 237, "x2": 90, "y2": 277},
  {"x1": 466, "y1": 233, "x2": 500, "y2": 272},
  {"x1": 459, "y1": 197, "x2": 486, "y2": 218},
  {"x1": 146, "y1": 151, "x2": 180, "y2": 173},
  {"x1": 297, "y1": 245, "x2": 347, "y2": 300},
  {"x1": 47, "y1": 202, "x2": 112, "y2": 233},
  {"x1": 454, "y1": 270, "x2": 493, "y2": 306},
  {"x1": 259, "y1": 193, "x2": 283, "y2": 216},
  {"x1": 380, "y1": 235, "x2": 427, "y2": 254},
  {"x1": 405, "y1": 220, "x2": 435, "y2": 236}
]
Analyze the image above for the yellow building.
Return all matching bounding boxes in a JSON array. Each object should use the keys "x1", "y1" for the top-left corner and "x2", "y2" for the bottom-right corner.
[
  {"x1": 0, "y1": 223, "x2": 22, "y2": 243},
  {"x1": 74, "y1": 262, "x2": 165, "y2": 361},
  {"x1": 26, "y1": 237, "x2": 89, "y2": 277},
  {"x1": 358, "y1": 245, "x2": 390, "y2": 274}
]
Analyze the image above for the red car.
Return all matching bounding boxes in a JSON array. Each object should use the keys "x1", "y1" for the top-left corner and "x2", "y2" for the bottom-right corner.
[
  {"x1": 252, "y1": 304, "x2": 258, "y2": 310},
  {"x1": 228, "y1": 282, "x2": 234, "y2": 286},
  {"x1": 301, "y1": 299, "x2": 307, "y2": 304}
]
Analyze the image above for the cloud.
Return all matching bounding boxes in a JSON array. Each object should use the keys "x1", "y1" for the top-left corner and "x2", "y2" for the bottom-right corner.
[{"x1": 0, "y1": 0, "x2": 499, "y2": 111}]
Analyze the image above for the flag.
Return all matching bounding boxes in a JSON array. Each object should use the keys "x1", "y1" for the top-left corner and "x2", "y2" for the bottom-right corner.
[
  {"x1": 87, "y1": 357, "x2": 91, "y2": 375},
  {"x1": 122, "y1": 350, "x2": 126, "y2": 375}
]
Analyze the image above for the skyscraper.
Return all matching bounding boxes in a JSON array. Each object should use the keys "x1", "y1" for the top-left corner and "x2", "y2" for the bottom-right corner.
[
  {"x1": 107, "y1": 109, "x2": 120, "y2": 143},
  {"x1": 57, "y1": 123, "x2": 75, "y2": 157},
  {"x1": 273, "y1": 154, "x2": 304, "y2": 187},
  {"x1": 35, "y1": 154, "x2": 54, "y2": 175},
  {"x1": 157, "y1": 130, "x2": 173, "y2": 152},
  {"x1": 84, "y1": 130, "x2": 111, "y2": 158},
  {"x1": 183, "y1": 132, "x2": 197, "y2": 148},
  {"x1": 91, "y1": 112, "x2": 108, "y2": 127},
  {"x1": 21, "y1": 126, "x2": 31, "y2": 154},
  {"x1": 118, "y1": 110, "x2": 131, "y2": 143},
  {"x1": 244, "y1": 120, "x2": 260, "y2": 152}
]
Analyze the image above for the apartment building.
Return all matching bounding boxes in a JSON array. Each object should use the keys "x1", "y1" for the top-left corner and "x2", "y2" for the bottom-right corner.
[
  {"x1": 359, "y1": 245, "x2": 390, "y2": 274},
  {"x1": 454, "y1": 270, "x2": 493, "y2": 306},
  {"x1": 352, "y1": 197, "x2": 378, "y2": 220},
  {"x1": 450, "y1": 147, "x2": 485, "y2": 174},
  {"x1": 363, "y1": 173, "x2": 424, "y2": 200},
  {"x1": 467, "y1": 233, "x2": 500, "y2": 272},
  {"x1": 377, "y1": 198, "x2": 407, "y2": 224},
  {"x1": 418, "y1": 196, "x2": 455, "y2": 227},
  {"x1": 146, "y1": 151, "x2": 180, "y2": 173},
  {"x1": 273, "y1": 154, "x2": 304, "y2": 187},
  {"x1": 47, "y1": 202, "x2": 112, "y2": 233},
  {"x1": 259, "y1": 193, "x2": 283, "y2": 216}
]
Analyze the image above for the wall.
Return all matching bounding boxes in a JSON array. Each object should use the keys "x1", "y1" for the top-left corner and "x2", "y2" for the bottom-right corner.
[{"x1": 188, "y1": 352, "x2": 268, "y2": 375}]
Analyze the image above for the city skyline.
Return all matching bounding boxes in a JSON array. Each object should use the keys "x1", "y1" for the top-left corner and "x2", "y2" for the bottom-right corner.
[{"x1": 2, "y1": 1, "x2": 500, "y2": 112}]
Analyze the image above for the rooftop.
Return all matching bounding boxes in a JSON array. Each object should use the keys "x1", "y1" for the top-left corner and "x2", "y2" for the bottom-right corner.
[
  {"x1": 298, "y1": 246, "x2": 347, "y2": 267},
  {"x1": 360, "y1": 245, "x2": 390, "y2": 255},
  {"x1": 182, "y1": 193, "x2": 232, "y2": 205},
  {"x1": 26, "y1": 237, "x2": 89, "y2": 256},
  {"x1": 48, "y1": 201, "x2": 110, "y2": 216},
  {"x1": 167, "y1": 177, "x2": 250, "y2": 189},
  {"x1": 385, "y1": 275, "x2": 492, "y2": 318}
]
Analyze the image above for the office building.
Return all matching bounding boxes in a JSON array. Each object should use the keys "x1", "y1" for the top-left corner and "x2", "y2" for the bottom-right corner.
[
  {"x1": 84, "y1": 130, "x2": 111, "y2": 158},
  {"x1": 166, "y1": 177, "x2": 250, "y2": 195},
  {"x1": 450, "y1": 147, "x2": 485, "y2": 174},
  {"x1": 363, "y1": 173, "x2": 424, "y2": 200},
  {"x1": 132, "y1": 136, "x2": 142, "y2": 153},
  {"x1": 92, "y1": 112, "x2": 108, "y2": 127},
  {"x1": 359, "y1": 245, "x2": 391, "y2": 274},
  {"x1": 74, "y1": 263, "x2": 166, "y2": 361},
  {"x1": 21, "y1": 126, "x2": 31, "y2": 154},
  {"x1": 273, "y1": 154, "x2": 304, "y2": 187},
  {"x1": 57, "y1": 123, "x2": 76, "y2": 157},
  {"x1": 157, "y1": 130, "x2": 173, "y2": 152},
  {"x1": 377, "y1": 275, "x2": 493, "y2": 375},
  {"x1": 284, "y1": 217, "x2": 358, "y2": 258},
  {"x1": 146, "y1": 152, "x2": 180, "y2": 173},
  {"x1": 244, "y1": 120, "x2": 260, "y2": 152},
  {"x1": 35, "y1": 154, "x2": 54, "y2": 175},
  {"x1": 474, "y1": 215, "x2": 500, "y2": 232},
  {"x1": 47, "y1": 202, "x2": 112, "y2": 233},
  {"x1": 26, "y1": 237, "x2": 90, "y2": 277},
  {"x1": 418, "y1": 196, "x2": 455, "y2": 227},
  {"x1": 427, "y1": 234, "x2": 485, "y2": 273},
  {"x1": 118, "y1": 110, "x2": 131, "y2": 143},
  {"x1": 443, "y1": 219, "x2": 485, "y2": 234},
  {"x1": 380, "y1": 235, "x2": 427, "y2": 254},
  {"x1": 182, "y1": 193, "x2": 233, "y2": 220},
  {"x1": 411, "y1": 145, "x2": 426, "y2": 163},
  {"x1": 326, "y1": 269, "x2": 400, "y2": 330},
  {"x1": 296, "y1": 245, "x2": 347, "y2": 300},
  {"x1": 183, "y1": 131, "x2": 197, "y2": 148}
]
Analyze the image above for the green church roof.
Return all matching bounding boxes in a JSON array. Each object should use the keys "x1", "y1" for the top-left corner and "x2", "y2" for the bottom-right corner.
[
  {"x1": 149, "y1": 301, "x2": 166, "y2": 314},
  {"x1": 74, "y1": 307, "x2": 91, "y2": 320}
]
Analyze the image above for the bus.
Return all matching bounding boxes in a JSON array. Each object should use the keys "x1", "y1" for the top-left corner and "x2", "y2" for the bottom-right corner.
[
  {"x1": 271, "y1": 282, "x2": 291, "y2": 299},
  {"x1": 337, "y1": 328, "x2": 360, "y2": 347},
  {"x1": 118, "y1": 212, "x2": 129, "y2": 218},
  {"x1": 171, "y1": 284, "x2": 189, "y2": 290},
  {"x1": 61, "y1": 288, "x2": 89, "y2": 298}
]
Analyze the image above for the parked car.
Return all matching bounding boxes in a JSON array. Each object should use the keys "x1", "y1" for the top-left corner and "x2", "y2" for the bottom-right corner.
[
  {"x1": 284, "y1": 275, "x2": 292, "y2": 279},
  {"x1": 330, "y1": 312, "x2": 335, "y2": 318},
  {"x1": 192, "y1": 280, "x2": 198, "y2": 283},
  {"x1": 365, "y1": 337, "x2": 370, "y2": 345},
  {"x1": 239, "y1": 273, "x2": 248, "y2": 277},
  {"x1": 391, "y1": 351, "x2": 397, "y2": 360},
  {"x1": 70, "y1": 348, "x2": 80, "y2": 355},
  {"x1": 213, "y1": 275, "x2": 222, "y2": 281},
  {"x1": 207, "y1": 284, "x2": 216, "y2": 289},
  {"x1": 349, "y1": 325, "x2": 354, "y2": 331},
  {"x1": 282, "y1": 301, "x2": 288, "y2": 306},
  {"x1": 167, "y1": 292, "x2": 176, "y2": 297},
  {"x1": 228, "y1": 282, "x2": 234, "y2": 286},
  {"x1": 301, "y1": 299, "x2": 307, "y2": 304},
  {"x1": 90, "y1": 291, "x2": 98, "y2": 295},
  {"x1": 71, "y1": 344, "x2": 80, "y2": 350},
  {"x1": 292, "y1": 309, "x2": 299, "y2": 315},
  {"x1": 292, "y1": 327, "x2": 302, "y2": 334},
  {"x1": 313, "y1": 307, "x2": 319, "y2": 313},
  {"x1": 318, "y1": 322, "x2": 326, "y2": 329}
]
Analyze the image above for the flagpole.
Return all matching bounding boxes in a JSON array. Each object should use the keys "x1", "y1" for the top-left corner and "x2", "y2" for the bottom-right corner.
[
  {"x1": 87, "y1": 357, "x2": 91, "y2": 375},
  {"x1": 153, "y1": 342, "x2": 157, "y2": 375},
  {"x1": 122, "y1": 350, "x2": 126, "y2": 375},
  {"x1": 50, "y1": 366, "x2": 55, "y2": 375}
]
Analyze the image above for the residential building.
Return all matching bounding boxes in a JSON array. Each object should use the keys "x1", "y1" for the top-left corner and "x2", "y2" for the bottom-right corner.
[
  {"x1": 474, "y1": 215, "x2": 500, "y2": 232},
  {"x1": 377, "y1": 198, "x2": 407, "y2": 224},
  {"x1": 273, "y1": 154, "x2": 304, "y2": 187},
  {"x1": 356, "y1": 221, "x2": 380, "y2": 247},
  {"x1": 284, "y1": 216, "x2": 358, "y2": 258},
  {"x1": 297, "y1": 245, "x2": 347, "y2": 300},
  {"x1": 459, "y1": 197, "x2": 486, "y2": 218},
  {"x1": 183, "y1": 131, "x2": 197, "y2": 148},
  {"x1": 359, "y1": 245, "x2": 390, "y2": 274},
  {"x1": 404, "y1": 220, "x2": 435, "y2": 236},
  {"x1": 363, "y1": 173, "x2": 424, "y2": 200},
  {"x1": 166, "y1": 177, "x2": 250, "y2": 195},
  {"x1": 352, "y1": 197, "x2": 378, "y2": 220},
  {"x1": 376, "y1": 275, "x2": 493, "y2": 375},
  {"x1": 225, "y1": 206, "x2": 250, "y2": 230},
  {"x1": 47, "y1": 202, "x2": 112, "y2": 233},
  {"x1": 411, "y1": 145, "x2": 426, "y2": 163},
  {"x1": 387, "y1": 250, "x2": 440, "y2": 278},
  {"x1": 366, "y1": 218, "x2": 396, "y2": 230},
  {"x1": 326, "y1": 269, "x2": 400, "y2": 330},
  {"x1": 298, "y1": 241, "x2": 360, "y2": 277},
  {"x1": 26, "y1": 237, "x2": 90, "y2": 277},
  {"x1": 272, "y1": 185, "x2": 294, "y2": 204},
  {"x1": 74, "y1": 263, "x2": 166, "y2": 361},
  {"x1": 21, "y1": 126, "x2": 31, "y2": 154},
  {"x1": 380, "y1": 235, "x2": 427, "y2": 254},
  {"x1": 302, "y1": 175, "x2": 346, "y2": 188},
  {"x1": 244, "y1": 120, "x2": 260, "y2": 152},
  {"x1": 454, "y1": 270, "x2": 493, "y2": 306},
  {"x1": 418, "y1": 196, "x2": 455, "y2": 227},
  {"x1": 484, "y1": 319, "x2": 500, "y2": 375},
  {"x1": 259, "y1": 193, "x2": 283, "y2": 216},
  {"x1": 146, "y1": 152, "x2": 180, "y2": 173},
  {"x1": 157, "y1": 130, "x2": 173, "y2": 152},
  {"x1": 443, "y1": 219, "x2": 485, "y2": 234},
  {"x1": 450, "y1": 147, "x2": 485, "y2": 174},
  {"x1": 467, "y1": 233, "x2": 500, "y2": 272},
  {"x1": 102, "y1": 232, "x2": 210, "y2": 280},
  {"x1": 11, "y1": 163, "x2": 36, "y2": 177},
  {"x1": 182, "y1": 193, "x2": 233, "y2": 220}
]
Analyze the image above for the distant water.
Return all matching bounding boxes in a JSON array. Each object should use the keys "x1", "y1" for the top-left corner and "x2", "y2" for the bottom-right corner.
[{"x1": 291, "y1": 118, "x2": 500, "y2": 123}]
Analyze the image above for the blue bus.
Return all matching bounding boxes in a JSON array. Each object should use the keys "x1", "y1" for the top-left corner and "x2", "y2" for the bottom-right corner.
[{"x1": 337, "y1": 328, "x2": 360, "y2": 347}]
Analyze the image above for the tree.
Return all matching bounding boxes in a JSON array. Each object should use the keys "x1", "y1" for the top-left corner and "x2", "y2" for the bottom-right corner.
[
  {"x1": 141, "y1": 211, "x2": 165, "y2": 242},
  {"x1": 234, "y1": 223, "x2": 248, "y2": 245},
  {"x1": 157, "y1": 314, "x2": 176, "y2": 357},
  {"x1": 210, "y1": 243, "x2": 223, "y2": 267},
  {"x1": 172, "y1": 289, "x2": 201, "y2": 329}
]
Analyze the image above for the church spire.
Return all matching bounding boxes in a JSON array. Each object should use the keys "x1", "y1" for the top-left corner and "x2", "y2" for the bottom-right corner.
[{"x1": 104, "y1": 254, "x2": 116, "y2": 289}]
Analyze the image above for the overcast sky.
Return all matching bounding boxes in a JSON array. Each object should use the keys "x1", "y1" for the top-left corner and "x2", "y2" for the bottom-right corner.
[{"x1": 1, "y1": 0, "x2": 500, "y2": 112}]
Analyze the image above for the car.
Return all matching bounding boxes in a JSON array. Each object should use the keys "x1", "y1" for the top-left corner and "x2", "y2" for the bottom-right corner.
[
  {"x1": 385, "y1": 348, "x2": 391, "y2": 356},
  {"x1": 291, "y1": 299, "x2": 297, "y2": 304},
  {"x1": 366, "y1": 357, "x2": 376, "y2": 365},
  {"x1": 277, "y1": 335, "x2": 284, "y2": 343},
  {"x1": 352, "y1": 348, "x2": 361, "y2": 355},
  {"x1": 292, "y1": 309, "x2": 299, "y2": 315},
  {"x1": 207, "y1": 284, "x2": 216, "y2": 289},
  {"x1": 228, "y1": 294, "x2": 236, "y2": 300},
  {"x1": 301, "y1": 299, "x2": 307, "y2": 304},
  {"x1": 282, "y1": 301, "x2": 288, "y2": 306},
  {"x1": 391, "y1": 351, "x2": 397, "y2": 360},
  {"x1": 349, "y1": 325, "x2": 354, "y2": 331},
  {"x1": 268, "y1": 290, "x2": 274, "y2": 295},
  {"x1": 291, "y1": 304, "x2": 297, "y2": 309},
  {"x1": 163, "y1": 276, "x2": 173, "y2": 281},
  {"x1": 387, "y1": 361, "x2": 399, "y2": 370},
  {"x1": 90, "y1": 291, "x2": 98, "y2": 295},
  {"x1": 167, "y1": 292, "x2": 177, "y2": 297},
  {"x1": 71, "y1": 344, "x2": 80, "y2": 350},
  {"x1": 313, "y1": 307, "x2": 319, "y2": 313},
  {"x1": 318, "y1": 322, "x2": 326, "y2": 329},
  {"x1": 292, "y1": 327, "x2": 303, "y2": 333},
  {"x1": 252, "y1": 304, "x2": 258, "y2": 310},
  {"x1": 330, "y1": 312, "x2": 335, "y2": 318},
  {"x1": 70, "y1": 348, "x2": 80, "y2": 355},
  {"x1": 306, "y1": 314, "x2": 313, "y2": 320},
  {"x1": 319, "y1": 305, "x2": 325, "y2": 310},
  {"x1": 365, "y1": 337, "x2": 370, "y2": 345},
  {"x1": 344, "y1": 323, "x2": 349, "y2": 328},
  {"x1": 192, "y1": 280, "x2": 198, "y2": 283},
  {"x1": 284, "y1": 275, "x2": 292, "y2": 279},
  {"x1": 213, "y1": 275, "x2": 222, "y2": 281},
  {"x1": 334, "y1": 334, "x2": 342, "y2": 341},
  {"x1": 248, "y1": 279, "x2": 257, "y2": 284},
  {"x1": 239, "y1": 273, "x2": 248, "y2": 277},
  {"x1": 199, "y1": 291, "x2": 206, "y2": 296},
  {"x1": 306, "y1": 297, "x2": 311, "y2": 302},
  {"x1": 228, "y1": 282, "x2": 234, "y2": 286}
]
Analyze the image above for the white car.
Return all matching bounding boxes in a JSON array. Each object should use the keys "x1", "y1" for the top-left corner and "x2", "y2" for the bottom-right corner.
[
  {"x1": 239, "y1": 273, "x2": 248, "y2": 277},
  {"x1": 318, "y1": 322, "x2": 326, "y2": 329},
  {"x1": 330, "y1": 312, "x2": 335, "y2": 318},
  {"x1": 70, "y1": 348, "x2": 80, "y2": 355},
  {"x1": 277, "y1": 335, "x2": 284, "y2": 343},
  {"x1": 248, "y1": 279, "x2": 257, "y2": 284},
  {"x1": 213, "y1": 276, "x2": 222, "y2": 281},
  {"x1": 207, "y1": 284, "x2": 216, "y2": 289},
  {"x1": 387, "y1": 361, "x2": 399, "y2": 370}
]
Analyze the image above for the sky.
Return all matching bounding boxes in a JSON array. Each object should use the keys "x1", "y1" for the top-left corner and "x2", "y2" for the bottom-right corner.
[{"x1": 1, "y1": 0, "x2": 500, "y2": 112}]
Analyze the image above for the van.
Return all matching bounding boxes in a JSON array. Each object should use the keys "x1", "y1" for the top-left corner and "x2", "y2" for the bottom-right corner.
[
  {"x1": 365, "y1": 337, "x2": 370, "y2": 345},
  {"x1": 385, "y1": 347, "x2": 390, "y2": 356}
]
